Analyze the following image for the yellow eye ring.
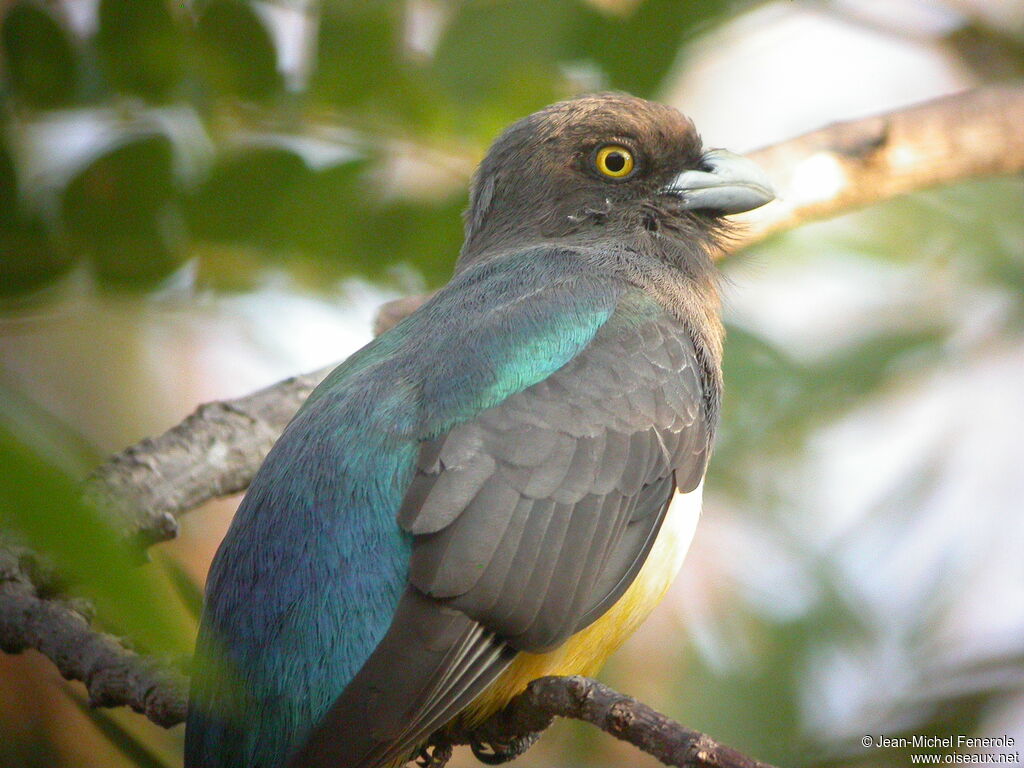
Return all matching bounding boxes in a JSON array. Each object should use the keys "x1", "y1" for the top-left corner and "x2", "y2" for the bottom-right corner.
[{"x1": 595, "y1": 145, "x2": 635, "y2": 178}]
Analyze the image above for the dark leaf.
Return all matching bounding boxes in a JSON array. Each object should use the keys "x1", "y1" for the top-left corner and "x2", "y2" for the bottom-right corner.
[
  {"x1": 0, "y1": 1, "x2": 79, "y2": 108},
  {"x1": 0, "y1": 142, "x2": 77, "y2": 295},
  {"x1": 186, "y1": 145, "x2": 311, "y2": 244},
  {"x1": 0, "y1": 217, "x2": 76, "y2": 297},
  {"x1": 61, "y1": 133, "x2": 187, "y2": 288},
  {"x1": 432, "y1": 0, "x2": 572, "y2": 110},
  {"x1": 95, "y1": 0, "x2": 186, "y2": 101},
  {"x1": 356, "y1": 194, "x2": 465, "y2": 285},
  {"x1": 195, "y1": 0, "x2": 281, "y2": 101},
  {"x1": 311, "y1": 4, "x2": 401, "y2": 108},
  {"x1": 311, "y1": 2, "x2": 440, "y2": 128},
  {"x1": 0, "y1": 139, "x2": 17, "y2": 223},
  {"x1": 261, "y1": 158, "x2": 370, "y2": 268}
]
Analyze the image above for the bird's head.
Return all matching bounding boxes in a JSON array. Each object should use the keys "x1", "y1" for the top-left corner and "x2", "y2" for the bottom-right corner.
[{"x1": 459, "y1": 92, "x2": 774, "y2": 265}]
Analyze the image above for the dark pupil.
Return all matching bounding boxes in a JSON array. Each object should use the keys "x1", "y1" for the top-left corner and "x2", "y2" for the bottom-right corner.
[{"x1": 605, "y1": 152, "x2": 626, "y2": 172}]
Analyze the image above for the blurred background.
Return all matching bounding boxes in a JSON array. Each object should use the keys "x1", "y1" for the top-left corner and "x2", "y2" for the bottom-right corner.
[{"x1": 1, "y1": 0, "x2": 1023, "y2": 766}]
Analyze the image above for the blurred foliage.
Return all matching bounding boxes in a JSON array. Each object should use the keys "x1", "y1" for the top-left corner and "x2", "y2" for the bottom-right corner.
[
  {"x1": 194, "y1": 0, "x2": 282, "y2": 102},
  {"x1": 95, "y1": 0, "x2": 187, "y2": 101},
  {"x1": 0, "y1": 3, "x2": 78, "y2": 108},
  {"x1": 62, "y1": 134, "x2": 187, "y2": 287},
  {"x1": 712, "y1": 325, "x2": 946, "y2": 496},
  {"x1": 70, "y1": 694, "x2": 175, "y2": 768},
  {"x1": 0, "y1": 416, "x2": 193, "y2": 657},
  {"x1": 0, "y1": 0, "x2": 739, "y2": 296},
  {"x1": 2, "y1": 1, "x2": 1024, "y2": 768}
]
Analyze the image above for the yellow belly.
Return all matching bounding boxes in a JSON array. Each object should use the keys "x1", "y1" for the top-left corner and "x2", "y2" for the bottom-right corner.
[{"x1": 460, "y1": 482, "x2": 703, "y2": 725}]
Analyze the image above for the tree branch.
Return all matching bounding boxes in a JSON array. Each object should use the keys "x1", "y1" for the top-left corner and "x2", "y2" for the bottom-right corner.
[
  {"x1": 736, "y1": 84, "x2": 1024, "y2": 248},
  {"x1": 3, "y1": 84, "x2": 1023, "y2": 762},
  {"x1": 0, "y1": 550, "x2": 187, "y2": 727},
  {"x1": 83, "y1": 367, "x2": 332, "y2": 546},
  {"x1": 433, "y1": 676, "x2": 779, "y2": 768}
]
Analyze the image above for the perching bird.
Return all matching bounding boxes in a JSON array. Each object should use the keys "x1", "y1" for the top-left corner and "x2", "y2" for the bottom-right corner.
[{"x1": 184, "y1": 93, "x2": 774, "y2": 768}]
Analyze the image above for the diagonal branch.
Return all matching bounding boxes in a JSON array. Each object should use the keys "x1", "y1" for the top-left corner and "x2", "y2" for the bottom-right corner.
[
  {"x1": 434, "y1": 676, "x2": 779, "y2": 768},
  {"x1": 735, "y1": 84, "x2": 1024, "y2": 247},
  {"x1": 83, "y1": 368, "x2": 332, "y2": 546}
]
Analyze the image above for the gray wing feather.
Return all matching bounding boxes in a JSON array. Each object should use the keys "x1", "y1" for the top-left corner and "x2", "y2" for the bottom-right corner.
[
  {"x1": 404, "y1": 307, "x2": 713, "y2": 652},
  {"x1": 299, "y1": 303, "x2": 714, "y2": 767},
  {"x1": 291, "y1": 589, "x2": 515, "y2": 768}
]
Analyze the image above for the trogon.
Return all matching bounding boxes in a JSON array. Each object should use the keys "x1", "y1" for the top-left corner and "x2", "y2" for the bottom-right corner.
[{"x1": 184, "y1": 93, "x2": 774, "y2": 768}]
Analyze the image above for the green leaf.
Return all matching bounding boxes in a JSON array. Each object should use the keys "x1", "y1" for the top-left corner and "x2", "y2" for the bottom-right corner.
[
  {"x1": 186, "y1": 145, "x2": 311, "y2": 245},
  {"x1": 0, "y1": 216, "x2": 76, "y2": 297},
  {"x1": 356, "y1": 194, "x2": 466, "y2": 286},
  {"x1": 0, "y1": 1, "x2": 79, "y2": 108},
  {"x1": 314, "y1": 5, "x2": 403, "y2": 108},
  {"x1": 191, "y1": 144, "x2": 466, "y2": 285},
  {"x1": 0, "y1": 139, "x2": 17, "y2": 223},
  {"x1": 0, "y1": 423, "x2": 192, "y2": 656},
  {"x1": 61, "y1": 133, "x2": 187, "y2": 289},
  {"x1": 0, "y1": 141, "x2": 77, "y2": 295},
  {"x1": 311, "y1": 1, "x2": 444, "y2": 131},
  {"x1": 432, "y1": 0, "x2": 573, "y2": 109},
  {"x1": 261, "y1": 158, "x2": 371, "y2": 268},
  {"x1": 95, "y1": 0, "x2": 186, "y2": 101},
  {"x1": 195, "y1": 0, "x2": 281, "y2": 101}
]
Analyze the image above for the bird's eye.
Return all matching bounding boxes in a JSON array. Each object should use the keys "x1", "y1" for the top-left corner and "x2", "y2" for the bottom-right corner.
[{"x1": 594, "y1": 145, "x2": 635, "y2": 179}]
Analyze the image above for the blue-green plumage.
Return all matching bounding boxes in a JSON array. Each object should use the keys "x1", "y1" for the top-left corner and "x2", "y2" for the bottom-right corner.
[{"x1": 185, "y1": 249, "x2": 624, "y2": 767}]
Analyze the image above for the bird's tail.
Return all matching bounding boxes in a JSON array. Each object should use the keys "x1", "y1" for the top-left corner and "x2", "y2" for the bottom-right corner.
[{"x1": 289, "y1": 587, "x2": 516, "y2": 768}]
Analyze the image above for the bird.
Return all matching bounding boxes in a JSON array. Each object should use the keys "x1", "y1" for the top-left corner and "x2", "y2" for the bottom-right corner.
[{"x1": 184, "y1": 92, "x2": 774, "y2": 768}]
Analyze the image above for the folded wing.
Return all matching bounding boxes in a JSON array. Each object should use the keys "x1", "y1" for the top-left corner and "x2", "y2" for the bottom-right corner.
[{"x1": 293, "y1": 290, "x2": 713, "y2": 768}]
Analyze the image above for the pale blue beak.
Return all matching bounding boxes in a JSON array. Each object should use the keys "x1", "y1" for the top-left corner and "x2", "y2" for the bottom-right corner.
[{"x1": 665, "y1": 149, "x2": 775, "y2": 214}]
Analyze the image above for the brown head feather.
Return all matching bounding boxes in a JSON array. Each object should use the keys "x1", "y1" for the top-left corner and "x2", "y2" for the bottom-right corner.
[{"x1": 459, "y1": 93, "x2": 717, "y2": 266}]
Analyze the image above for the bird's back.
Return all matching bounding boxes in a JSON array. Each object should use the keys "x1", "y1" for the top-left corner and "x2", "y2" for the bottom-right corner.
[{"x1": 184, "y1": 354, "x2": 419, "y2": 767}]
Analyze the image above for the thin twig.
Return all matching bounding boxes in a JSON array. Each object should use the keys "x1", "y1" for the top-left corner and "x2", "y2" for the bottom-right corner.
[{"x1": 434, "y1": 676, "x2": 778, "y2": 768}]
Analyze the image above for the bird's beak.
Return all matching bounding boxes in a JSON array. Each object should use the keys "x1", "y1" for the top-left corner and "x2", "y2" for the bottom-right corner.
[{"x1": 664, "y1": 149, "x2": 775, "y2": 214}]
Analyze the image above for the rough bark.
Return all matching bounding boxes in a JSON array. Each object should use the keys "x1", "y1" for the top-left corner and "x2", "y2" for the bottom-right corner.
[
  {"x1": 433, "y1": 676, "x2": 779, "y2": 768},
  {"x1": 0, "y1": 543, "x2": 187, "y2": 727},
  {"x1": 84, "y1": 367, "x2": 332, "y2": 546}
]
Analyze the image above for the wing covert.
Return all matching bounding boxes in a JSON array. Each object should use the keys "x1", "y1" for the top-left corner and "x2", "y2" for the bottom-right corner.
[{"x1": 403, "y1": 292, "x2": 713, "y2": 652}]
